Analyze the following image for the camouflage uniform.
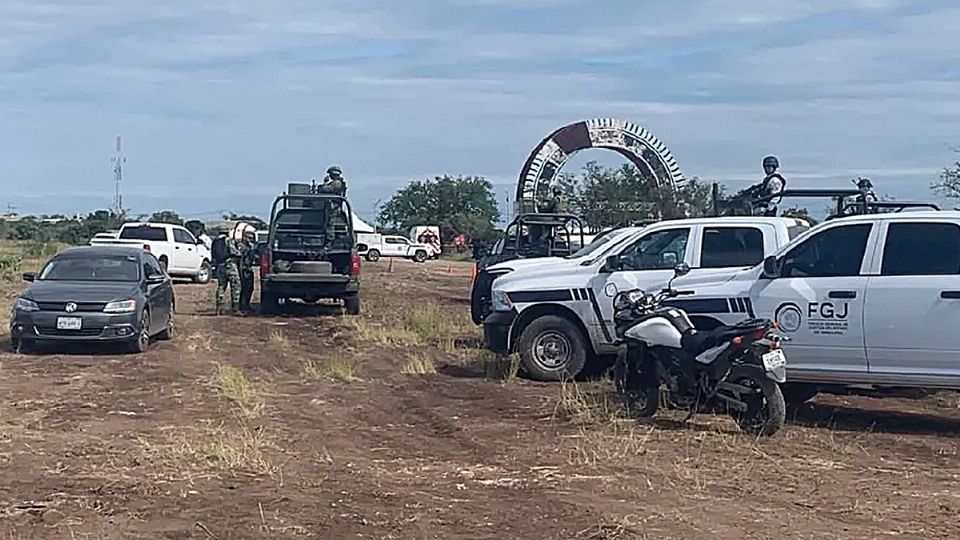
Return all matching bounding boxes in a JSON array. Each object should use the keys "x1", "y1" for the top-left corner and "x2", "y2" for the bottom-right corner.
[
  {"x1": 239, "y1": 241, "x2": 257, "y2": 313},
  {"x1": 215, "y1": 238, "x2": 242, "y2": 315}
]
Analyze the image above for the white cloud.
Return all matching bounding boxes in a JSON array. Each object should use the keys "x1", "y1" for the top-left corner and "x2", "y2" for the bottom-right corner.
[{"x1": 0, "y1": 0, "x2": 956, "y2": 216}]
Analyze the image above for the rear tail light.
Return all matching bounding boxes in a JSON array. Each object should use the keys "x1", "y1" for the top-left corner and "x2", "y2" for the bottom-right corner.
[
  {"x1": 142, "y1": 244, "x2": 151, "y2": 252},
  {"x1": 260, "y1": 251, "x2": 271, "y2": 275},
  {"x1": 350, "y1": 254, "x2": 361, "y2": 276}
]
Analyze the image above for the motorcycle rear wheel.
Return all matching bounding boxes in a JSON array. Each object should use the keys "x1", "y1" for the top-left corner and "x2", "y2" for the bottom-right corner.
[{"x1": 728, "y1": 369, "x2": 786, "y2": 436}]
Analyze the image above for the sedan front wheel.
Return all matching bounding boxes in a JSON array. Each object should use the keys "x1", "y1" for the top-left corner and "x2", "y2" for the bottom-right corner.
[{"x1": 128, "y1": 309, "x2": 151, "y2": 354}]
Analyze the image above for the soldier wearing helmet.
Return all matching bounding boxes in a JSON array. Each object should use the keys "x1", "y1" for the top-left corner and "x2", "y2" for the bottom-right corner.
[
  {"x1": 755, "y1": 155, "x2": 786, "y2": 216},
  {"x1": 321, "y1": 165, "x2": 347, "y2": 196}
]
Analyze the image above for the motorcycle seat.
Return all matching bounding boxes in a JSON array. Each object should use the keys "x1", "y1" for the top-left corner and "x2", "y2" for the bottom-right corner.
[{"x1": 680, "y1": 319, "x2": 770, "y2": 355}]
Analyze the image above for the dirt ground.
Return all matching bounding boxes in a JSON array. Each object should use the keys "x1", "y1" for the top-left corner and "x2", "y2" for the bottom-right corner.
[{"x1": 0, "y1": 258, "x2": 958, "y2": 539}]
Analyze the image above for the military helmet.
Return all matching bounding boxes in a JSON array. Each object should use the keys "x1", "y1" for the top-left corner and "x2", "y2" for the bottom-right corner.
[
  {"x1": 327, "y1": 165, "x2": 342, "y2": 177},
  {"x1": 762, "y1": 155, "x2": 779, "y2": 169}
]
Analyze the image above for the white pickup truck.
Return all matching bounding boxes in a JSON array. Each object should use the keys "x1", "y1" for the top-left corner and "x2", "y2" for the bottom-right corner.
[
  {"x1": 666, "y1": 211, "x2": 960, "y2": 402},
  {"x1": 90, "y1": 222, "x2": 213, "y2": 283},
  {"x1": 356, "y1": 233, "x2": 433, "y2": 263},
  {"x1": 482, "y1": 216, "x2": 811, "y2": 380}
]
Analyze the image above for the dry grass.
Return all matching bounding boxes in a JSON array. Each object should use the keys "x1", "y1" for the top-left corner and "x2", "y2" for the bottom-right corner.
[
  {"x1": 211, "y1": 363, "x2": 263, "y2": 417},
  {"x1": 140, "y1": 421, "x2": 277, "y2": 476},
  {"x1": 576, "y1": 514, "x2": 646, "y2": 540},
  {"x1": 305, "y1": 354, "x2": 360, "y2": 383},
  {"x1": 401, "y1": 354, "x2": 436, "y2": 375},
  {"x1": 553, "y1": 381, "x2": 626, "y2": 425},
  {"x1": 185, "y1": 331, "x2": 215, "y2": 354},
  {"x1": 484, "y1": 352, "x2": 521, "y2": 380},
  {"x1": 929, "y1": 391, "x2": 960, "y2": 409},
  {"x1": 342, "y1": 317, "x2": 422, "y2": 346},
  {"x1": 566, "y1": 423, "x2": 654, "y2": 468},
  {"x1": 266, "y1": 328, "x2": 292, "y2": 351}
]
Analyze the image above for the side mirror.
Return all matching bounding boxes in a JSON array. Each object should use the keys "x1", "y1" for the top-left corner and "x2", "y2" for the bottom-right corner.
[
  {"x1": 22, "y1": 272, "x2": 36, "y2": 282},
  {"x1": 762, "y1": 256, "x2": 780, "y2": 279},
  {"x1": 145, "y1": 274, "x2": 166, "y2": 285},
  {"x1": 603, "y1": 254, "x2": 623, "y2": 273},
  {"x1": 673, "y1": 262, "x2": 691, "y2": 277}
]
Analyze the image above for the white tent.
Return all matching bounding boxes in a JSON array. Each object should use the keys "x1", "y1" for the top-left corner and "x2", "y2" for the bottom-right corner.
[{"x1": 353, "y1": 212, "x2": 375, "y2": 233}]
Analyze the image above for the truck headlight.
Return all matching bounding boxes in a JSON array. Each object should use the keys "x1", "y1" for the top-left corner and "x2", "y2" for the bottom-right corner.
[
  {"x1": 104, "y1": 299, "x2": 137, "y2": 313},
  {"x1": 492, "y1": 289, "x2": 513, "y2": 312},
  {"x1": 15, "y1": 298, "x2": 39, "y2": 312}
]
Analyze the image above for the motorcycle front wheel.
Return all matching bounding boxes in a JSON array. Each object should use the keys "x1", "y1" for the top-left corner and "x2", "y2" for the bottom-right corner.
[
  {"x1": 728, "y1": 367, "x2": 786, "y2": 436},
  {"x1": 613, "y1": 354, "x2": 660, "y2": 418}
]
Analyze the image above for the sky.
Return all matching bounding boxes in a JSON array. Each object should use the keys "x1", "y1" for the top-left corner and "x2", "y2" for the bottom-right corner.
[{"x1": 1, "y1": 0, "x2": 959, "y2": 221}]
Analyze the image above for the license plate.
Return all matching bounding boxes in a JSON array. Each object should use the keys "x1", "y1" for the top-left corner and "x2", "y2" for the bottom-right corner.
[
  {"x1": 56, "y1": 317, "x2": 82, "y2": 330},
  {"x1": 762, "y1": 349, "x2": 786, "y2": 371}
]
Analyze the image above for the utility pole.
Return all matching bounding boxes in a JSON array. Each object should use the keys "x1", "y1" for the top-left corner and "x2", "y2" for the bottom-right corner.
[{"x1": 111, "y1": 136, "x2": 125, "y2": 214}]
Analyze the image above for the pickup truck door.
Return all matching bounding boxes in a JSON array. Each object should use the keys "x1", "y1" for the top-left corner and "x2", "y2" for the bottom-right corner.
[
  {"x1": 588, "y1": 227, "x2": 694, "y2": 342},
  {"x1": 172, "y1": 228, "x2": 200, "y2": 273},
  {"x1": 381, "y1": 237, "x2": 400, "y2": 256},
  {"x1": 752, "y1": 223, "x2": 875, "y2": 375},
  {"x1": 863, "y1": 220, "x2": 960, "y2": 379}
]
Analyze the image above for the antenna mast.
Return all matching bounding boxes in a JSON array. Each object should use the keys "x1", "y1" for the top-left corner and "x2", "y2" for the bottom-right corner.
[{"x1": 111, "y1": 136, "x2": 125, "y2": 214}]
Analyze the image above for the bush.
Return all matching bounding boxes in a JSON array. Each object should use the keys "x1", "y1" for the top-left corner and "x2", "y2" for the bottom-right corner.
[{"x1": 0, "y1": 254, "x2": 22, "y2": 281}]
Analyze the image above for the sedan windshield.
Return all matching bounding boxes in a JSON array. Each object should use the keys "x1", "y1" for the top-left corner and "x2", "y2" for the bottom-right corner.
[{"x1": 40, "y1": 256, "x2": 140, "y2": 282}]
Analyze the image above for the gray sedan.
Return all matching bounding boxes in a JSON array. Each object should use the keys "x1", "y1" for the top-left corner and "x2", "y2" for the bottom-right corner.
[{"x1": 10, "y1": 246, "x2": 175, "y2": 353}]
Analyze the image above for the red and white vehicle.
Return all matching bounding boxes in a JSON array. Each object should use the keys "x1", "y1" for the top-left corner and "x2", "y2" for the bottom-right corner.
[{"x1": 89, "y1": 222, "x2": 213, "y2": 283}]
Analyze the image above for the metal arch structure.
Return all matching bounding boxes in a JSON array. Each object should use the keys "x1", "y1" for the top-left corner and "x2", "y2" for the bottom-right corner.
[{"x1": 515, "y1": 118, "x2": 685, "y2": 214}]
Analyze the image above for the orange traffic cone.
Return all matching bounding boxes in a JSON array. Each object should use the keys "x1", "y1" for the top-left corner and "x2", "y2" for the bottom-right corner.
[{"x1": 447, "y1": 263, "x2": 453, "y2": 274}]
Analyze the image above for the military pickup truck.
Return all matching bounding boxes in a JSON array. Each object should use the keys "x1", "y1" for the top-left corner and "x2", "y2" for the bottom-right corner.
[{"x1": 259, "y1": 183, "x2": 361, "y2": 315}]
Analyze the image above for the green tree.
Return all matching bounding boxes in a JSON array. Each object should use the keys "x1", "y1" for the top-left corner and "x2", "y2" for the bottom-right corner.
[
  {"x1": 377, "y1": 175, "x2": 501, "y2": 241},
  {"x1": 566, "y1": 162, "x2": 717, "y2": 228},
  {"x1": 149, "y1": 210, "x2": 184, "y2": 225},
  {"x1": 184, "y1": 219, "x2": 206, "y2": 237}
]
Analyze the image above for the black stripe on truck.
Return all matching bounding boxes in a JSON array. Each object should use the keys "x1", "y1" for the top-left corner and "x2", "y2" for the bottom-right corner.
[
  {"x1": 508, "y1": 290, "x2": 573, "y2": 303},
  {"x1": 665, "y1": 298, "x2": 731, "y2": 314}
]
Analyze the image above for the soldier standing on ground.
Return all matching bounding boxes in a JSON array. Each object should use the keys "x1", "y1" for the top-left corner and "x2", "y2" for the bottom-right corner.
[
  {"x1": 215, "y1": 224, "x2": 244, "y2": 316},
  {"x1": 238, "y1": 225, "x2": 257, "y2": 314}
]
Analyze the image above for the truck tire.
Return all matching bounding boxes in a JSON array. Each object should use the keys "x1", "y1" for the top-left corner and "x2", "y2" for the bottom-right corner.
[
  {"x1": 366, "y1": 250, "x2": 381, "y2": 262},
  {"x1": 413, "y1": 250, "x2": 427, "y2": 263},
  {"x1": 260, "y1": 292, "x2": 280, "y2": 315},
  {"x1": 158, "y1": 256, "x2": 169, "y2": 273},
  {"x1": 344, "y1": 295, "x2": 361, "y2": 315},
  {"x1": 516, "y1": 315, "x2": 587, "y2": 381},
  {"x1": 193, "y1": 260, "x2": 212, "y2": 284}
]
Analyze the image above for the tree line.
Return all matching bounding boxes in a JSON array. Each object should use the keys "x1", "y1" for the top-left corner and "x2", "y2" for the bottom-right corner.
[{"x1": 6, "y1": 153, "x2": 959, "y2": 249}]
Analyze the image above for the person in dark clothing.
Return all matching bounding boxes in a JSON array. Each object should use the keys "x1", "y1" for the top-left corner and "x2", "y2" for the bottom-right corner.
[{"x1": 238, "y1": 226, "x2": 257, "y2": 314}]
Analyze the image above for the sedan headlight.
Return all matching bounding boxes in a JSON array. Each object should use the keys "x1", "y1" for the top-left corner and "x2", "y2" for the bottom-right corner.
[
  {"x1": 492, "y1": 289, "x2": 513, "y2": 312},
  {"x1": 14, "y1": 297, "x2": 39, "y2": 312},
  {"x1": 104, "y1": 299, "x2": 137, "y2": 313}
]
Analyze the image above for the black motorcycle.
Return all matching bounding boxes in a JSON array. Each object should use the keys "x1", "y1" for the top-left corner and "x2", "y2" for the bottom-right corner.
[{"x1": 612, "y1": 265, "x2": 788, "y2": 435}]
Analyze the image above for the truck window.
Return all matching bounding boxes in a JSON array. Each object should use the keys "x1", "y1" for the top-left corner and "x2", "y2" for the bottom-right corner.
[
  {"x1": 172, "y1": 228, "x2": 196, "y2": 244},
  {"x1": 781, "y1": 224, "x2": 871, "y2": 278},
  {"x1": 701, "y1": 227, "x2": 764, "y2": 268},
  {"x1": 119, "y1": 225, "x2": 167, "y2": 242},
  {"x1": 384, "y1": 237, "x2": 407, "y2": 245},
  {"x1": 618, "y1": 228, "x2": 689, "y2": 271},
  {"x1": 881, "y1": 223, "x2": 960, "y2": 276}
]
